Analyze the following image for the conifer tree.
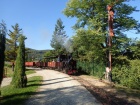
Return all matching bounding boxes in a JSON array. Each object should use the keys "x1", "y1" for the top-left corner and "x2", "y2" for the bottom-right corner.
[
  {"x1": 6, "y1": 23, "x2": 22, "y2": 61},
  {"x1": 11, "y1": 35, "x2": 27, "y2": 88},
  {"x1": 0, "y1": 21, "x2": 6, "y2": 96},
  {"x1": 50, "y1": 18, "x2": 67, "y2": 55}
]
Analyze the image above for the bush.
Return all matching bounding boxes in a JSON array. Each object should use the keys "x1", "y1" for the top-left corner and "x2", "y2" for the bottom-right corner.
[
  {"x1": 77, "y1": 61, "x2": 105, "y2": 77},
  {"x1": 112, "y1": 60, "x2": 140, "y2": 89}
]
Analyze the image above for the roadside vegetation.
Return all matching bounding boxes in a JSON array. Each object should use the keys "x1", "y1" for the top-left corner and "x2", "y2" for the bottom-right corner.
[
  {"x1": 4, "y1": 63, "x2": 36, "y2": 77},
  {"x1": 77, "y1": 59, "x2": 140, "y2": 90},
  {"x1": 1, "y1": 76, "x2": 42, "y2": 105},
  {"x1": 63, "y1": 0, "x2": 140, "y2": 90}
]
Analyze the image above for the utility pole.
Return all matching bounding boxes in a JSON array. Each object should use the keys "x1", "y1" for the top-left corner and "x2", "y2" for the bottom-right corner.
[{"x1": 107, "y1": 5, "x2": 114, "y2": 82}]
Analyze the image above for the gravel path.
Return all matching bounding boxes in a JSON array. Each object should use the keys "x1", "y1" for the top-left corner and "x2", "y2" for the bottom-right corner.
[
  {"x1": 1, "y1": 72, "x2": 39, "y2": 87},
  {"x1": 24, "y1": 69, "x2": 102, "y2": 105},
  {"x1": 1, "y1": 77, "x2": 12, "y2": 87}
]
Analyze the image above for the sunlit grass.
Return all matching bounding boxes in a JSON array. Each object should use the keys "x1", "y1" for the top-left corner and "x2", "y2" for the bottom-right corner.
[
  {"x1": 1, "y1": 76, "x2": 42, "y2": 105},
  {"x1": 25, "y1": 69, "x2": 36, "y2": 75},
  {"x1": 4, "y1": 67, "x2": 36, "y2": 77},
  {"x1": 4, "y1": 67, "x2": 13, "y2": 77}
]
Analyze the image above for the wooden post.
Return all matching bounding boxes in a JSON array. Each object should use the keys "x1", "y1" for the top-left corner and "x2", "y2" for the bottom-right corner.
[{"x1": 107, "y1": 5, "x2": 114, "y2": 82}]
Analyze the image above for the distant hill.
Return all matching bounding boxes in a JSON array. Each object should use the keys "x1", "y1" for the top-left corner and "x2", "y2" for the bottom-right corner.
[
  {"x1": 5, "y1": 44, "x2": 52, "y2": 61},
  {"x1": 26, "y1": 48, "x2": 51, "y2": 61}
]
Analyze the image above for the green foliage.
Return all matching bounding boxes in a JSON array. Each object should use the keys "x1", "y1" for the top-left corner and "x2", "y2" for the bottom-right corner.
[
  {"x1": 72, "y1": 29, "x2": 106, "y2": 62},
  {"x1": 11, "y1": 35, "x2": 27, "y2": 88},
  {"x1": 63, "y1": 0, "x2": 140, "y2": 60},
  {"x1": 64, "y1": 0, "x2": 140, "y2": 32},
  {"x1": 129, "y1": 39, "x2": 140, "y2": 59},
  {"x1": 1, "y1": 76, "x2": 42, "y2": 105},
  {"x1": 63, "y1": 0, "x2": 140, "y2": 89},
  {"x1": 64, "y1": 0, "x2": 140, "y2": 64},
  {"x1": 50, "y1": 18, "x2": 68, "y2": 55},
  {"x1": 113, "y1": 56, "x2": 130, "y2": 67},
  {"x1": 44, "y1": 50, "x2": 55, "y2": 57},
  {"x1": 5, "y1": 23, "x2": 22, "y2": 61},
  {"x1": 77, "y1": 61, "x2": 105, "y2": 77},
  {"x1": 25, "y1": 49, "x2": 48, "y2": 62},
  {"x1": 43, "y1": 50, "x2": 56, "y2": 61},
  {"x1": 112, "y1": 60, "x2": 140, "y2": 89}
]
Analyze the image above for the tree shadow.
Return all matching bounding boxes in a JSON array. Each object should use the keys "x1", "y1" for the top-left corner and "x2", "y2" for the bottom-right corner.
[
  {"x1": 42, "y1": 77, "x2": 69, "y2": 82},
  {"x1": 1, "y1": 85, "x2": 99, "y2": 105},
  {"x1": 24, "y1": 85, "x2": 100, "y2": 105},
  {"x1": 0, "y1": 91, "x2": 38, "y2": 105},
  {"x1": 40, "y1": 79, "x2": 74, "y2": 86}
]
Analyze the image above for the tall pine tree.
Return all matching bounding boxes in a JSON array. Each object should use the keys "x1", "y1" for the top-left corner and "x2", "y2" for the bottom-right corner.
[
  {"x1": 6, "y1": 23, "x2": 22, "y2": 61},
  {"x1": 50, "y1": 18, "x2": 67, "y2": 55},
  {"x1": 11, "y1": 35, "x2": 27, "y2": 88}
]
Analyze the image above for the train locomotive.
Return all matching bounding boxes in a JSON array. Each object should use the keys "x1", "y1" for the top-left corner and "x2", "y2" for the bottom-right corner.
[{"x1": 25, "y1": 54, "x2": 77, "y2": 75}]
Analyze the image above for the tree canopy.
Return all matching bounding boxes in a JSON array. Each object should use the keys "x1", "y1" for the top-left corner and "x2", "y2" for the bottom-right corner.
[
  {"x1": 6, "y1": 23, "x2": 22, "y2": 61},
  {"x1": 63, "y1": 0, "x2": 140, "y2": 63}
]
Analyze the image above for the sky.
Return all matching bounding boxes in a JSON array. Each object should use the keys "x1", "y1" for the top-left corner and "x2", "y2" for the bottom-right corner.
[{"x1": 0, "y1": 0, "x2": 140, "y2": 50}]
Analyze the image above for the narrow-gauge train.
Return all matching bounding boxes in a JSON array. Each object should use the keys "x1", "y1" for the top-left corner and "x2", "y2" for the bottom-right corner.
[
  {"x1": 25, "y1": 54, "x2": 77, "y2": 75},
  {"x1": 25, "y1": 62, "x2": 47, "y2": 68}
]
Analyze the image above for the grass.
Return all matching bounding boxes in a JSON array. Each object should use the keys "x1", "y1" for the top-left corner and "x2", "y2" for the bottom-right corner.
[
  {"x1": 25, "y1": 69, "x2": 36, "y2": 75},
  {"x1": 4, "y1": 67, "x2": 36, "y2": 77},
  {"x1": 1, "y1": 76, "x2": 42, "y2": 105},
  {"x1": 4, "y1": 67, "x2": 13, "y2": 77}
]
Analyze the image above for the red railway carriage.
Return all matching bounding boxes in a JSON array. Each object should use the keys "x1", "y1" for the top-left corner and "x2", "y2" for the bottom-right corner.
[
  {"x1": 42, "y1": 62, "x2": 48, "y2": 68},
  {"x1": 25, "y1": 62, "x2": 48, "y2": 68},
  {"x1": 47, "y1": 62, "x2": 51, "y2": 67},
  {"x1": 48, "y1": 61, "x2": 57, "y2": 69},
  {"x1": 35, "y1": 62, "x2": 43, "y2": 67},
  {"x1": 25, "y1": 54, "x2": 77, "y2": 75},
  {"x1": 34, "y1": 62, "x2": 48, "y2": 68},
  {"x1": 47, "y1": 61, "x2": 63, "y2": 69},
  {"x1": 51, "y1": 62, "x2": 57, "y2": 68},
  {"x1": 25, "y1": 62, "x2": 35, "y2": 67}
]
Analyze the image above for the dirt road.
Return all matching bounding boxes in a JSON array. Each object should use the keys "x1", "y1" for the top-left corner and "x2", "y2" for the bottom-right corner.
[{"x1": 24, "y1": 69, "x2": 102, "y2": 105}]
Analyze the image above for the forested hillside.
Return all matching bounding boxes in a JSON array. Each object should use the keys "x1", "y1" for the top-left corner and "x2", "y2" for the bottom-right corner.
[
  {"x1": 5, "y1": 43, "x2": 50, "y2": 61},
  {"x1": 26, "y1": 48, "x2": 49, "y2": 61}
]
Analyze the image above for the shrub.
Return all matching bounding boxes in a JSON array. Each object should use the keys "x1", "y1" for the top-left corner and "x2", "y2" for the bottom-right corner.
[
  {"x1": 77, "y1": 61, "x2": 105, "y2": 77},
  {"x1": 112, "y1": 60, "x2": 140, "y2": 89}
]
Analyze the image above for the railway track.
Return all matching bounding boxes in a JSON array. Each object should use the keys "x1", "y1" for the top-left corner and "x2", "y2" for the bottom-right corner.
[{"x1": 71, "y1": 75, "x2": 134, "y2": 105}]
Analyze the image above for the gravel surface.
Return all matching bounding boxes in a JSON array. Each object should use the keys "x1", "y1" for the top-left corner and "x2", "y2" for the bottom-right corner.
[
  {"x1": 1, "y1": 77, "x2": 11, "y2": 87},
  {"x1": 1, "y1": 72, "x2": 39, "y2": 87},
  {"x1": 24, "y1": 69, "x2": 102, "y2": 105}
]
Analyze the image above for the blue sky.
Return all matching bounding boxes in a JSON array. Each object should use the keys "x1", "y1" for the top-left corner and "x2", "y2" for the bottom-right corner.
[{"x1": 0, "y1": 0, "x2": 140, "y2": 50}]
